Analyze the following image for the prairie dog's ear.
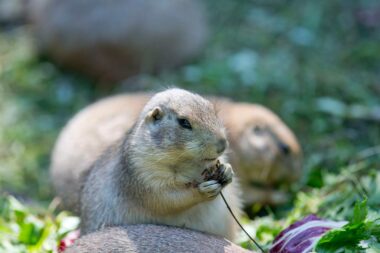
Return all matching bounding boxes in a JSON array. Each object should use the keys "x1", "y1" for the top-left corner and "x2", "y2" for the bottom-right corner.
[{"x1": 145, "y1": 107, "x2": 164, "y2": 122}]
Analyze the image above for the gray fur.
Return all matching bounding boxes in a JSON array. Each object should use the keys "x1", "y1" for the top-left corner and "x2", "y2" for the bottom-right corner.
[
  {"x1": 66, "y1": 225, "x2": 252, "y2": 253},
  {"x1": 80, "y1": 89, "x2": 241, "y2": 240}
]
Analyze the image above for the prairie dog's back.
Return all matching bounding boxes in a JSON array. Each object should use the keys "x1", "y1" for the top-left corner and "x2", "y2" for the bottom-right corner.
[
  {"x1": 50, "y1": 93, "x2": 150, "y2": 211},
  {"x1": 66, "y1": 225, "x2": 252, "y2": 253}
]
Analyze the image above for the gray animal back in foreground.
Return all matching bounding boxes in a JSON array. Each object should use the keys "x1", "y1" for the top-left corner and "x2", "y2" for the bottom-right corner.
[{"x1": 66, "y1": 224, "x2": 252, "y2": 253}]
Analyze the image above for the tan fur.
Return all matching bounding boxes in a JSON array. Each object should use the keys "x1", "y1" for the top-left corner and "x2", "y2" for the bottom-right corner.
[
  {"x1": 79, "y1": 89, "x2": 241, "y2": 240},
  {"x1": 50, "y1": 93, "x2": 149, "y2": 212},
  {"x1": 51, "y1": 93, "x2": 302, "y2": 213},
  {"x1": 50, "y1": 93, "x2": 302, "y2": 212},
  {"x1": 66, "y1": 225, "x2": 252, "y2": 253},
  {"x1": 216, "y1": 101, "x2": 302, "y2": 205}
]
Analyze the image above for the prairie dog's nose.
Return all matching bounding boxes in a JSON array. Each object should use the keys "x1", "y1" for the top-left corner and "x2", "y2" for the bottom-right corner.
[
  {"x1": 278, "y1": 142, "x2": 291, "y2": 155},
  {"x1": 216, "y1": 138, "x2": 227, "y2": 154}
]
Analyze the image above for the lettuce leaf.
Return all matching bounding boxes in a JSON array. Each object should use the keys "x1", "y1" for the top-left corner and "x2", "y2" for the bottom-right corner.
[{"x1": 315, "y1": 199, "x2": 380, "y2": 253}]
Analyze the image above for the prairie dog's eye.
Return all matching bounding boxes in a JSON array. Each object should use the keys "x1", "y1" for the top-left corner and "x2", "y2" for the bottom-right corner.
[
  {"x1": 177, "y1": 118, "x2": 192, "y2": 130},
  {"x1": 252, "y1": 125, "x2": 264, "y2": 135}
]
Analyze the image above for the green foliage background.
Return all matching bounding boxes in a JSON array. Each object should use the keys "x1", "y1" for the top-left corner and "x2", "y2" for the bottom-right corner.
[{"x1": 0, "y1": 0, "x2": 379, "y2": 252}]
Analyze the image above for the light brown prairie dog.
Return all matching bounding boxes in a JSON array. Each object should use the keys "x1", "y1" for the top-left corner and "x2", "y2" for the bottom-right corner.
[
  {"x1": 50, "y1": 92, "x2": 302, "y2": 213},
  {"x1": 51, "y1": 93, "x2": 149, "y2": 213},
  {"x1": 217, "y1": 101, "x2": 302, "y2": 205},
  {"x1": 79, "y1": 89, "x2": 240, "y2": 240},
  {"x1": 66, "y1": 225, "x2": 252, "y2": 253}
]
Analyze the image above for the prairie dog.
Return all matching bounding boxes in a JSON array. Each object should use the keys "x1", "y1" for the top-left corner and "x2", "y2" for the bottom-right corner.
[
  {"x1": 30, "y1": 0, "x2": 208, "y2": 83},
  {"x1": 65, "y1": 225, "x2": 251, "y2": 253},
  {"x1": 50, "y1": 93, "x2": 301, "y2": 212},
  {"x1": 217, "y1": 101, "x2": 302, "y2": 205},
  {"x1": 79, "y1": 89, "x2": 241, "y2": 240},
  {"x1": 50, "y1": 94, "x2": 148, "y2": 212}
]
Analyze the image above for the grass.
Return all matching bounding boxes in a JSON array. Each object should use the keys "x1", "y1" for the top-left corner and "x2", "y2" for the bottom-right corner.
[{"x1": 0, "y1": 0, "x2": 379, "y2": 252}]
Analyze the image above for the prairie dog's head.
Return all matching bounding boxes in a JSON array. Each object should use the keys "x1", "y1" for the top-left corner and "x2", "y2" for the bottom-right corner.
[
  {"x1": 130, "y1": 88, "x2": 227, "y2": 182},
  {"x1": 224, "y1": 103, "x2": 302, "y2": 187}
]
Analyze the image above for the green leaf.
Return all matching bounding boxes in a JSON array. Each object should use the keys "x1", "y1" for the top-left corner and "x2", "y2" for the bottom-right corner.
[
  {"x1": 368, "y1": 219, "x2": 380, "y2": 239},
  {"x1": 18, "y1": 221, "x2": 44, "y2": 245},
  {"x1": 352, "y1": 199, "x2": 367, "y2": 225},
  {"x1": 315, "y1": 199, "x2": 380, "y2": 253},
  {"x1": 315, "y1": 223, "x2": 367, "y2": 252}
]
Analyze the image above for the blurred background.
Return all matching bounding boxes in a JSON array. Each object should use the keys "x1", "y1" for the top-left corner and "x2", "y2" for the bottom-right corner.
[{"x1": 0, "y1": 0, "x2": 379, "y2": 250}]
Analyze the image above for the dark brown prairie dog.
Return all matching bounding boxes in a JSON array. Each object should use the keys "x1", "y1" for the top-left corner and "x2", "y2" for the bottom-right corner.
[
  {"x1": 79, "y1": 89, "x2": 240, "y2": 240},
  {"x1": 65, "y1": 225, "x2": 252, "y2": 253},
  {"x1": 50, "y1": 92, "x2": 302, "y2": 213}
]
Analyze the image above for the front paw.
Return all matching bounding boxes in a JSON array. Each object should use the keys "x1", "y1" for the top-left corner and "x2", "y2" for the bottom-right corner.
[
  {"x1": 217, "y1": 162, "x2": 234, "y2": 186},
  {"x1": 198, "y1": 180, "x2": 222, "y2": 199}
]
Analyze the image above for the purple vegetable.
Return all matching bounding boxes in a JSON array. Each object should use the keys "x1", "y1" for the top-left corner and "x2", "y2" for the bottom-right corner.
[{"x1": 270, "y1": 215, "x2": 347, "y2": 253}]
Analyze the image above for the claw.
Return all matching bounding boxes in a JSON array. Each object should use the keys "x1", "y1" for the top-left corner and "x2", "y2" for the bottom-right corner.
[{"x1": 218, "y1": 163, "x2": 233, "y2": 186}]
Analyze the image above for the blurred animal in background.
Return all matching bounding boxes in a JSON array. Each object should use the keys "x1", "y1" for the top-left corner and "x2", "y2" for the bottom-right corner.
[
  {"x1": 29, "y1": 0, "x2": 208, "y2": 84},
  {"x1": 0, "y1": 0, "x2": 27, "y2": 26},
  {"x1": 50, "y1": 92, "x2": 302, "y2": 214},
  {"x1": 64, "y1": 225, "x2": 251, "y2": 253},
  {"x1": 216, "y1": 100, "x2": 302, "y2": 208}
]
